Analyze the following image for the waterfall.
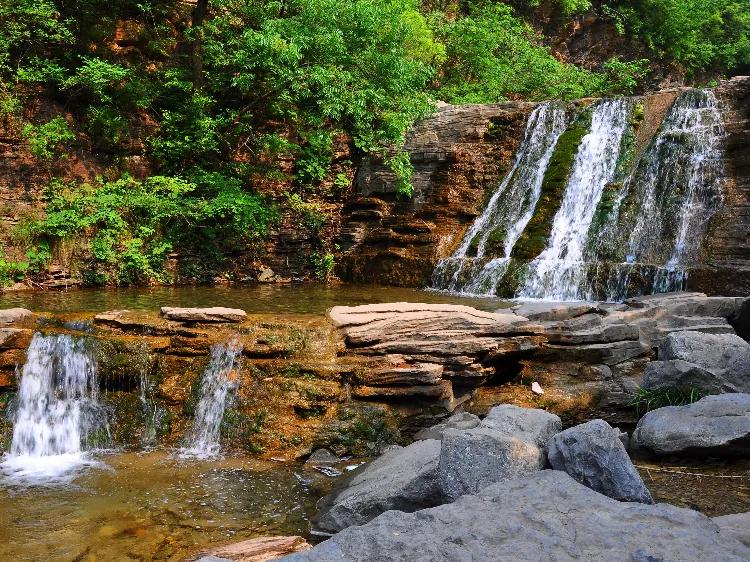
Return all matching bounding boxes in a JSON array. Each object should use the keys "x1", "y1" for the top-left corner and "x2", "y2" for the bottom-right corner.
[
  {"x1": 607, "y1": 89, "x2": 726, "y2": 298},
  {"x1": 180, "y1": 341, "x2": 242, "y2": 459},
  {"x1": 2, "y1": 333, "x2": 108, "y2": 481},
  {"x1": 430, "y1": 102, "x2": 568, "y2": 294},
  {"x1": 518, "y1": 99, "x2": 631, "y2": 300}
]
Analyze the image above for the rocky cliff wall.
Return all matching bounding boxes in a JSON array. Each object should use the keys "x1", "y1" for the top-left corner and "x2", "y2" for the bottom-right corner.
[{"x1": 339, "y1": 78, "x2": 750, "y2": 295}]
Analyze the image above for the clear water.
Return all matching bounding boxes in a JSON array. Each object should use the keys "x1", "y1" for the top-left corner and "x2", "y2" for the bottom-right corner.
[
  {"x1": 180, "y1": 341, "x2": 242, "y2": 459},
  {"x1": 2, "y1": 334, "x2": 109, "y2": 483},
  {"x1": 0, "y1": 450, "x2": 321, "y2": 561}
]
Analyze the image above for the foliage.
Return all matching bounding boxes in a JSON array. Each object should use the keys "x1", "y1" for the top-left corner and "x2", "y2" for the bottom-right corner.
[
  {"x1": 606, "y1": 0, "x2": 750, "y2": 73},
  {"x1": 22, "y1": 116, "x2": 75, "y2": 161},
  {"x1": 22, "y1": 174, "x2": 276, "y2": 284},
  {"x1": 629, "y1": 386, "x2": 711, "y2": 414}
]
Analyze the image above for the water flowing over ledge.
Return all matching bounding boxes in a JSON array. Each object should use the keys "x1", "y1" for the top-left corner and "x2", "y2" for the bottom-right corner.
[{"x1": 431, "y1": 89, "x2": 727, "y2": 302}]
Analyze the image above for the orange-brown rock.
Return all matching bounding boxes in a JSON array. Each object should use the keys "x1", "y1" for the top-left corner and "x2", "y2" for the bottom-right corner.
[{"x1": 190, "y1": 535, "x2": 311, "y2": 562}]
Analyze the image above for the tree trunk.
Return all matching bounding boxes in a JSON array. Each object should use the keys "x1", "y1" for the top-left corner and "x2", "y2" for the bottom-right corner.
[{"x1": 192, "y1": 0, "x2": 209, "y2": 89}]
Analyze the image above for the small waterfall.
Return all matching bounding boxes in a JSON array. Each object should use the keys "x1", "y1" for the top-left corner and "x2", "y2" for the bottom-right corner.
[
  {"x1": 2, "y1": 333, "x2": 108, "y2": 480},
  {"x1": 180, "y1": 341, "x2": 242, "y2": 459},
  {"x1": 518, "y1": 99, "x2": 631, "y2": 300},
  {"x1": 430, "y1": 102, "x2": 568, "y2": 294}
]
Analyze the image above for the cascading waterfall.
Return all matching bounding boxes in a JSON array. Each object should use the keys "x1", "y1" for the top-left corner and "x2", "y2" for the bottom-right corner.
[
  {"x1": 2, "y1": 333, "x2": 109, "y2": 480},
  {"x1": 518, "y1": 99, "x2": 631, "y2": 300},
  {"x1": 431, "y1": 102, "x2": 568, "y2": 295},
  {"x1": 603, "y1": 89, "x2": 726, "y2": 299},
  {"x1": 180, "y1": 340, "x2": 242, "y2": 459}
]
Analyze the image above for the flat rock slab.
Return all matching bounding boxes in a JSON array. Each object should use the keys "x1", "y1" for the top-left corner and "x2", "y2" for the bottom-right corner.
[
  {"x1": 314, "y1": 439, "x2": 443, "y2": 534},
  {"x1": 160, "y1": 306, "x2": 247, "y2": 323},
  {"x1": 0, "y1": 308, "x2": 35, "y2": 326},
  {"x1": 632, "y1": 393, "x2": 750, "y2": 456},
  {"x1": 511, "y1": 301, "x2": 598, "y2": 321},
  {"x1": 193, "y1": 536, "x2": 311, "y2": 561},
  {"x1": 280, "y1": 471, "x2": 750, "y2": 562},
  {"x1": 548, "y1": 419, "x2": 652, "y2": 503}
]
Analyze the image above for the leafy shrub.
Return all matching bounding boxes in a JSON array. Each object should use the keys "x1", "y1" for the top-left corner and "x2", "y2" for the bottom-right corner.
[{"x1": 22, "y1": 117, "x2": 75, "y2": 161}]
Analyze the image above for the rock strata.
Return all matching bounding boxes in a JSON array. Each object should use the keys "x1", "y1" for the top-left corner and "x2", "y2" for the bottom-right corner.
[
  {"x1": 281, "y1": 471, "x2": 750, "y2": 562},
  {"x1": 547, "y1": 419, "x2": 652, "y2": 503},
  {"x1": 632, "y1": 393, "x2": 750, "y2": 456}
]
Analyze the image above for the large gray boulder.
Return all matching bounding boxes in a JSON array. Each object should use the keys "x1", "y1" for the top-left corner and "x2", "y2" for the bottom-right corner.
[
  {"x1": 642, "y1": 359, "x2": 745, "y2": 393},
  {"x1": 0, "y1": 308, "x2": 34, "y2": 326},
  {"x1": 479, "y1": 404, "x2": 561, "y2": 448},
  {"x1": 314, "y1": 439, "x2": 443, "y2": 534},
  {"x1": 281, "y1": 471, "x2": 750, "y2": 562},
  {"x1": 632, "y1": 393, "x2": 750, "y2": 456},
  {"x1": 658, "y1": 330, "x2": 750, "y2": 376},
  {"x1": 413, "y1": 411, "x2": 480, "y2": 441},
  {"x1": 714, "y1": 512, "x2": 750, "y2": 548},
  {"x1": 547, "y1": 419, "x2": 652, "y2": 503},
  {"x1": 438, "y1": 427, "x2": 542, "y2": 501}
]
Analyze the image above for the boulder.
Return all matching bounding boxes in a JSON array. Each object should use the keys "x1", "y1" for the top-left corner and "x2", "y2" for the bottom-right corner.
[
  {"x1": 160, "y1": 306, "x2": 247, "y2": 323},
  {"x1": 642, "y1": 359, "x2": 747, "y2": 393},
  {"x1": 280, "y1": 471, "x2": 750, "y2": 562},
  {"x1": 0, "y1": 308, "x2": 34, "y2": 326},
  {"x1": 714, "y1": 512, "x2": 750, "y2": 548},
  {"x1": 314, "y1": 439, "x2": 443, "y2": 534},
  {"x1": 438, "y1": 427, "x2": 542, "y2": 501},
  {"x1": 193, "y1": 536, "x2": 311, "y2": 561},
  {"x1": 305, "y1": 449, "x2": 339, "y2": 466},
  {"x1": 632, "y1": 393, "x2": 750, "y2": 456},
  {"x1": 547, "y1": 419, "x2": 652, "y2": 503},
  {"x1": 658, "y1": 331, "x2": 750, "y2": 378},
  {"x1": 479, "y1": 404, "x2": 561, "y2": 448},
  {"x1": 413, "y1": 411, "x2": 480, "y2": 441}
]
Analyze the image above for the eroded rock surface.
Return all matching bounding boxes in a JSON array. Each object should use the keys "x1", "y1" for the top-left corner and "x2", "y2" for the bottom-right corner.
[
  {"x1": 633, "y1": 393, "x2": 750, "y2": 456},
  {"x1": 282, "y1": 471, "x2": 750, "y2": 562},
  {"x1": 547, "y1": 419, "x2": 652, "y2": 503},
  {"x1": 160, "y1": 307, "x2": 247, "y2": 323}
]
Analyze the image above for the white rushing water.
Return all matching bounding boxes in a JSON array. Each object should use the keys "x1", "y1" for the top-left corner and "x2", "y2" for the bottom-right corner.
[
  {"x1": 431, "y1": 102, "x2": 568, "y2": 294},
  {"x1": 179, "y1": 341, "x2": 242, "y2": 459},
  {"x1": 518, "y1": 99, "x2": 631, "y2": 300},
  {"x1": 2, "y1": 334, "x2": 108, "y2": 482}
]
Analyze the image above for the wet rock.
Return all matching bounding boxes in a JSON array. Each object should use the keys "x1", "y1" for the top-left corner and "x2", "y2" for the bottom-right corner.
[
  {"x1": 714, "y1": 512, "x2": 750, "y2": 547},
  {"x1": 0, "y1": 308, "x2": 34, "y2": 326},
  {"x1": 194, "y1": 536, "x2": 311, "y2": 561},
  {"x1": 314, "y1": 439, "x2": 443, "y2": 533},
  {"x1": 438, "y1": 427, "x2": 543, "y2": 501},
  {"x1": 281, "y1": 471, "x2": 750, "y2": 562},
  {"x1": 479, "y1": 404, "x2": 561, "y2": 448},
  {"x1": 160, "y1": 307, "x2": 247, "y2": 323},
  {"x1": 632, "y1": 393, "x2": 750, "y2": 456},
  {"x1": 305, "y1": 448, "x2": 339, "y2": 466},
  {"x1": 547, "y1": 419, "x2": 652, "y2": 503},
  {"x1": 413, "y1": 411, "x2": 480, "y2": 441}
]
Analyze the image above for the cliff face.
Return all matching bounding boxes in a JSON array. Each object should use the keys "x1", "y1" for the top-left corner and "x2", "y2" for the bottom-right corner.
[
  {"x1": 339, "y1": 77, "x2": 750, "y2": 296},
  {"x1": 337, "y1": 102, "x2": 533, "y2": 286}
]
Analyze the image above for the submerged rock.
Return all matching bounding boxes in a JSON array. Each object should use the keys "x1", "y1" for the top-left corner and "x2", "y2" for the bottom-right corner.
[
  {"x1": 193, "y1": 535, "x2": 311, "y2": 561},
  {"x1": 314, "y1": 439, "x2": 443, "y2": 534},
  {"x1": 632, "y1": 393, "x2": 750, "y2": 456},
  {"x1": 280, "y1": 471, "x2": 750, "y2": 562},
  {"x1": 160, "y1": 306, "x2": 247, "y2": 323},
  {"x1": 438, "y1": 427, "x2": 543, "y2": 501},
  {"x1": 547, "y1": 419, "x2": 652, "y2": 503}
]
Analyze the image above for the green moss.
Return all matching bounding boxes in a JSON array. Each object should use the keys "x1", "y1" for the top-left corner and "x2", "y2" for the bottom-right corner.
[
  {"x1": 483, "y1": 226, "x2": 508, "y2": 257},
  {"x1": 512, "y1": 108, "x2": 592, "y2": 260},
  {"x1": 494, "y1": 258, "x2": 529, "y2": 298},
  {"x1": 220, "y1": 407, "x2": 267, "y2": 453}
]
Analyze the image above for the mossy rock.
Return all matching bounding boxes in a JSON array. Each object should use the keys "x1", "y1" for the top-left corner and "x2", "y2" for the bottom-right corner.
[
  {"x1": 482, "y1": 226, "x2": 508, "y2": 257},
  {"x1": 495, "y1": 258, "x2": 530, "y2": 298},
  {"x1": 314, "y1": 404, "x2": 402, "y2": 457},
  {"x1": 512, "y1": 108, "x2": 593, "y2": 260}
]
